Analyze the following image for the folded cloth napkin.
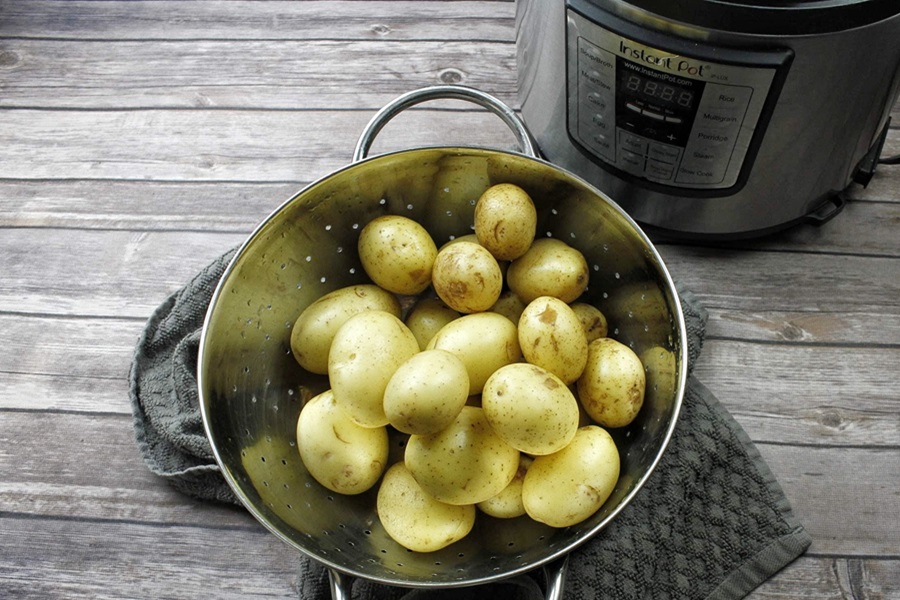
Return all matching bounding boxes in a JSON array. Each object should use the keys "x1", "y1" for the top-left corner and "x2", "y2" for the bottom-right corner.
[{"x1": 130, "y1": 248, "x2": 811, "y2": 600}]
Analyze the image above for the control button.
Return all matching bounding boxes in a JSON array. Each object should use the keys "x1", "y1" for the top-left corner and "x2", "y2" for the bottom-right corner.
[
  {"x1": 625, "y1": 102, "x2": 642, "y2": 115},
  {"x1": 645, "y1": 159, "x2": 675, "y2": 181},
  {"x1": 619, "y1": 149, "x2": 645, "y2": 174},
  {"x1": 586, "y1": 91, "x2": 612, "y2": 113},
  {"x1": 577, "y1": 40, "x2": 616, "y2": 78},
  {"x1": 591, "y1": 112, "x2": 613, "y2": 132},
  {"x1": 643, "y1": 109, "x2": 665, "y2": 121},
  {"x1": 664, "y1": 115, "x2": 683, "y2": 124},
  {"x1": 691, "y1": 130, "x2": 733, "y2": 149},
  {"x1": 695, "y1": 107, "x2": 744, "y2": 132},
  {"x1": 648, "y1": 142, "x2": 680, "y2": 164},
  {"x1": 703, "y1": 83, "x2": 753, "y2": 110},
  {"x1": 582, "y1": 69, "x2": 610, "y2": 90},
  {"x1": 619, "y1": 132, "x2": 648, "y2": 155},
  {"x1": 675, "y1": 164, "x2": 726, "y2": 185},
  {"x1": 583, "y1": 130, "x2": 615, "y2": 162}
]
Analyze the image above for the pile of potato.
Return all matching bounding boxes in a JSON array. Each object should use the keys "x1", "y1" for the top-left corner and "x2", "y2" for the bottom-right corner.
[{"x1": 290, "y1": 183, "x2": 646, "y2": 552}]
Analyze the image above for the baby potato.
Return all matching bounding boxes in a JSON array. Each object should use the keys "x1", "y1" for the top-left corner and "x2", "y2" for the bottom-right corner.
[
  {"x1": 474, "y1": 183, "x2": 537, "y2": 261},
  {"x1": 431, "y1": 241, "x2": 503, "y2": 313},
  {"x1": 571, "y1": 302, "x2": 608, "y2": 342},
  {"x1": 477, "y1": 454, "x2": 533, "y2": 519},
  {"x1": 404, "y1": 297, "x2": 460, "y2": 350},
  {"x1": 427, "y1": 312, "x2": 522, "y2": 395},
  {"x1": 358, "y1": 215, "x2": 438, "y2": 295},
  {"x1": 296, "y1": 390, "x2": 389, "y2": 495},
  {"x1": 328, "y1": 310, "x2": 420, "y2": 428},
  {"x1": 518, "y1": 296, "x2": 588, "y2": 384},
  {"x1": 522, "y1": 425, "x2": 620, "y2": 528},
  {"x1": 507, "y1": 238, "x2": 589, "y2": 304},
  {"x1": 383, "y1": 349, "x2": 470, "y2": 435},
  {"x1": 377, "y1": 463, "x2": 476, "y2": 552},
  {"x1": 482, "y1": 363, "x2": 579, "y2": 456},
  {"x1": 290, "y1": 284, "x2": 401, "y2": 375},
  {"x1": 489, "y1": 290, "x2": 527, "y2": 324},
  {"x1": 405, "y1": 406, "x2": 520, "y2": 505},
  {"x1": 577, "y1": 338, "x2": 646, "y2": 428}
]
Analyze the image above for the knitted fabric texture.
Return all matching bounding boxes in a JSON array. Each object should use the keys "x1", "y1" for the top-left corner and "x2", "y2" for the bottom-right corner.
[{"x1": 130, "y1": 248, "x2": 810, "y2": 599}]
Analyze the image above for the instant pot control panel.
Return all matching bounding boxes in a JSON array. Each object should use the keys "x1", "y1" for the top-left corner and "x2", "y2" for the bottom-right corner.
[{"x1": 566, "y1": 4, "x2": 792, "y2": 194}]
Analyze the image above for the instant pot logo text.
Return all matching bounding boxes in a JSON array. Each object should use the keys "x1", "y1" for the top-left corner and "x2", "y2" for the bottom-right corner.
[{"x1": 619, "y1": 41, "x2": 708, "y2": 77}]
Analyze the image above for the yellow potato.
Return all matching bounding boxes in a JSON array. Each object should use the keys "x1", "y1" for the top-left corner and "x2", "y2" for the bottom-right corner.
[
  {"x1": 377, "y1": 463, "x2": 476, "y2": 552},
  {"x1": 427, "y1": 312, "x2": 522, "y2": 395},
  {"x1": 405, "y1": 406, "x2": 520, "y2": 505},
  {"x1": 522, "y1": 425, "x2": 620, "y2": 528},
  {"x1": 328, "y1": 310, "x2": 420, "y2": 428},
  {"x1": 290, "y1": 284, "x2": 401, "y2": 374},
  {"x1": 431, "y1": 240, "x2": 503, "y2": 313},
  {"x1": 489, "y1": 289, "x2": 527, "y2": 324},
  {"x1": 477, "y1": 454, "x2": 533, "y2": 519},
  {"x1": 404, "y1": 297, "x2": 460, "y2": 350},
  {"x1": 518, "y1": 296, "x2": 588, "y2": 384},
  {"x1": 358, "y1": 215, "x2": 438, "y2": 295},
  {"x1": 473, "y1": 183, "x2": 537, "y2": 261},
  {"x1": 571, "y1": 302, "x2": 608, "y2": 342},
  {"x1": 507, "y1": 238, "x2": 589, "y2": 304},
  {"x1": 296, "y1": 390, "x2": 389, "y2": 495},
  {"x1": 383, "y1": 349, "x2": 470, "y2": 435},
  {"x1": 482, "y1": 363, "x2": 579, "y2": 455},
  {"x1": 577, "y1": 338, "x2": 646, "y2": 428}
]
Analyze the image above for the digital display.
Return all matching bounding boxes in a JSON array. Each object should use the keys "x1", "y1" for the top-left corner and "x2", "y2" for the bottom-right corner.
[{"x1": 622, "y1": 72, "x2": 695, "y2": 110}]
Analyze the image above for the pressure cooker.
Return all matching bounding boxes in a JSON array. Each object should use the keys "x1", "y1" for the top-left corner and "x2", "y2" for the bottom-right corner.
[{"x1": 516, "y1": 0, "x2": 900, "y2": 239}]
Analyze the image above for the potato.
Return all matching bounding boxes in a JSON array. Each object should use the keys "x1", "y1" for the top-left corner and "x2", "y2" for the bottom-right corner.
[
  {"x1": 482, "y1": 363, "x2": 579, "y2": 455},
  {"x1": 507, "y1": 238, "x2": 589, "y2": 304},
  {"x1": 404, "y1": 297, "x2": 460, "y2": 350},
  {"x1": 427, "y1": 312, "x2": 522, "y2": 395},
  {"x1": 405, "y1": 406, "x2": 520, "y2": 505},
  {"x1": 296, "y1": 390, "x2": 389, "y2": 495},
  {"x1": 477, "y1": 454, "x2": 532, "y2": 519},
  {"x1": 571, "y1": 302, "x2": 608, "y2": 342},
  {"x1": 431, "y1": 240, "x2": 503, "y2": 313},
  {"x1": 377, "y1": 463, "x2": 476, "y2": 552},
  {"x1": 522, "y1": 425, "x2": 620, "y2": 528},
  {"x1": 489, "y1": 290, "x2": 527, "y2": 324},
  {"x1": 290, "y1": 284, "x2": 402, "y2": 374},
  {"x1": 328, "y1": 310, "x2": 420, "y2": 428},
  {"x1": 383, "y1": 349, "x2": 470, "y2": 435},
  {"x1": 577, "y1": 338, "x2": 646, "y2": 428},
  {"x1": 474, "y1": 183, "x2": 537, "y2": 261},
  {"x1": 518, "y1": 296, "x2": 588, "y2": 384},
  {"x1": 358, "y1": 215, "x2": 438, "y2": 295}
]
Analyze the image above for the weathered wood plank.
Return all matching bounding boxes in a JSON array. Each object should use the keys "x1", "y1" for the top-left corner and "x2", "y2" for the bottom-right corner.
[
  {"x1": 0, "y1": 39, "x2": 517, "y2": 109},
  {"x1": 0, "y1": 109, "x2": 524, "y2": 181},
  {"x1": 0, "y1": 0, "x2": 515, "y2": 41},
  {"x1": 749, "y1": 557, "x2": 900, "y2": 600},
  {"x1": 0, "y1": 516, "x2": 300, "y2": 600},
  {"x1": 1, "y1": 410, "x2": 897, "y2": 558}
]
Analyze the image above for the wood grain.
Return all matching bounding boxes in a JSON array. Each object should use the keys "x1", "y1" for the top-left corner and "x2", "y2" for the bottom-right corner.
[{"x1": 1, "y1": 1, "x2": 899, "y2": 598}]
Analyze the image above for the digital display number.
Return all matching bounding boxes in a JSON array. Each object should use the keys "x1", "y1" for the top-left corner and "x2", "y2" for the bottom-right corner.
[{"x1": 624, "y1": 73, "x2": 694, "y2": 109}]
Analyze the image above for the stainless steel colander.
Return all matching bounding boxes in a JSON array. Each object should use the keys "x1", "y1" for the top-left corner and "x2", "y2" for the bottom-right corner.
[{"x1": 198, "y1": 86, "x2": 687, "y2": 599}]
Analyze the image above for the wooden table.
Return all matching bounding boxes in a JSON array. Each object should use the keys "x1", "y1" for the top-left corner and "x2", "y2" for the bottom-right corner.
[{"x1": 1, "y1": 2, "x2": 898, "y2": 598}]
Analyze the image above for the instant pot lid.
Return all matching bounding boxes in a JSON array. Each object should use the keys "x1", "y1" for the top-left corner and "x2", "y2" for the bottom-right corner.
[{"x1": 606, "y1": 0, "x2": 900, "y2": 35}]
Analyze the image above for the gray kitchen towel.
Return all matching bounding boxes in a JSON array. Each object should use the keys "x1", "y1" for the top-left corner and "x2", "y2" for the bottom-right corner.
[{"x1": 130, "y1": 248, "x2": 811, "y2": 600}]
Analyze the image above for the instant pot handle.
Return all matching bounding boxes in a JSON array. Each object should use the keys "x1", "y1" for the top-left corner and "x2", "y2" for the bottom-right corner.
[{"x1": 353, "y1": 85, "x2": 541, "y2": 162}]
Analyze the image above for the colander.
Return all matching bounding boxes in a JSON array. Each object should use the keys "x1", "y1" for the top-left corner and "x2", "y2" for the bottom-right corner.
[{"x1": 198, "y1": 85, "x2": 688, "y2": 599}]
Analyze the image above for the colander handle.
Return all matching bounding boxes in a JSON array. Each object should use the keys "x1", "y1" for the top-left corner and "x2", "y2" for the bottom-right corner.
[
  {"x1": 326, "y1": 555, "x2": 570, "y2": 600},
  {"x1": 352, "y1": 84, "x2": 541, "y2": 163}
]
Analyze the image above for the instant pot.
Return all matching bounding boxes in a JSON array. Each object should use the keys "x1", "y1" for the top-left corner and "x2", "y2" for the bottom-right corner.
[{"x1": 516, "y1": 0, "x2": 900, "y2": 239}]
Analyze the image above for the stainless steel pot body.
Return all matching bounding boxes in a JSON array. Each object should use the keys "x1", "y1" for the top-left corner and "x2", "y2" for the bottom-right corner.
[
  {"x1": 517, "y1": 0, "x2": 900, "y2": 238},
  {"x1": 198, "y1": 87, "x2": 687, "y2": 598}
]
